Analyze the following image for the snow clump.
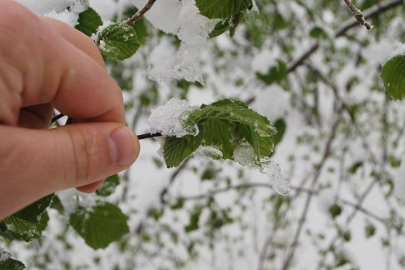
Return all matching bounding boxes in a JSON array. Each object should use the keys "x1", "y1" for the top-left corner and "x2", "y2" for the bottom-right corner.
[
  {"x1": 15, "y1": 0, "x2": 87, "y2": 27},
  {"x1": 148, "y1": 98, "x2": 198, "y2": 137}
]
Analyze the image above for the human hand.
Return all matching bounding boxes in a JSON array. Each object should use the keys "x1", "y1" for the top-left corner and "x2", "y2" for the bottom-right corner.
[{"x1": 0, "y1": 1, "x2": 140, "y2": 219}]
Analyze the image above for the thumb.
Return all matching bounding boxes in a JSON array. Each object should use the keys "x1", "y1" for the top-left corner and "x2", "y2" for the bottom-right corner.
[{"x1": 0, "y1": 123, "x2": 139, "y2": 218}]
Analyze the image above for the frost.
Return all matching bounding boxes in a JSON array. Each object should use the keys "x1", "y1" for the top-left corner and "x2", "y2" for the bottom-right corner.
[
  {"x1": 193, "y1": 146, "x2": 223, "y2": 160},
  {"x1": 148, "y1": 98, "x2": 198, "y2": 137},
  {"x1": 16, "y1": 0, "x2": 88, "y2": 27},
  {"x1": 148, "y1": 0, "x2": 214, "y2": 82},
  {"x1": 261, "y1": 160, "x2": 291, "y2": 196},
  {"x1": 0, "y1": 247, "x2": 10, "y2": 262}
]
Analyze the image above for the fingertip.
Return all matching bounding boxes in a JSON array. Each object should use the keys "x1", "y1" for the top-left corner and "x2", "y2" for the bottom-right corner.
[{"x1": 76, "y1": 179, "x2": 105, "y2": 193}]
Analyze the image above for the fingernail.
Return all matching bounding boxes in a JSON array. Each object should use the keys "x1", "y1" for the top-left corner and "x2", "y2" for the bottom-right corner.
[{"x1": 109, "y1": 127, "x2": 137, "y2": 167}]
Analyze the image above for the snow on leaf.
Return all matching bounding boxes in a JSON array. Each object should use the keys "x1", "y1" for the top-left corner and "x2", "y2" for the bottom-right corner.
[
  {"x1": 148, "y1": 99, "x2": 198, "y2": 137},
  {"x1": 97, "y1": 22, "x2": 140, "y2": 60}
]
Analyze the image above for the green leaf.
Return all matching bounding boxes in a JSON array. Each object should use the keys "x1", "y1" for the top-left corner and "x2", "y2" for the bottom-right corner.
[
  {"x1": 189, "y1": 100, "x2": 275, "y2": 139},
  {"x1": 0, "y1": 256, "x2": 25, "y2": 270},
  {"x1": 185, "y1": 206, "x2": 203, "y2": 233},
  {"x1": 209, "y1": 19, "x2": 231, "y2": 38},
  {"x1": 164, "y1": 134, "x2": 203, "y2": 168},
  {"x1": 13, "y1": 194, "x2": 53, "y2": 223},
  {"x1": 49, "y1": 195, "x2": 64, "y2": 214},
  {"x1": 273, "y1": 13, "x2": 289, "y2": 31},
  {"x1": 209, "y1": 12, "x2": 245, "y2": 38},
  {"x1": 381, "y1": 55, "x2": 405, "y2": 100},
  {"x1": 0, "y1": 195, "x2": 53, "y2": 241},
  {"x1": 256, "y1": 60, "x2": 288, "y2": 85},
  {"x1": 196, "y1": 0, "x2": 252, "y2": 19},
  {"x1": 309, "y1": 26, "x2": 328, "y2": 39},
  {"x1": 236, "y1": 123, "x2": 274, "y2": 158},
  {"x1": 163, "y1": 99, "x2": 275, "y2": 168},
  {"x1": 201, "y1": 119, "x2": 235, "y2": 159},
  {"x1": 69, "y1": 202, "x2": 129, "y2": 249},
  {"x1": 273, "y1": 118, "x2": 286, "y2": 146},
  {"x1": 329, "y1": 204, "x2": 342, "y2": 219},
  {"x1": 365, "y1": 223, "x2": 376, "y2": 238},
  {"x1": 120, "y1": 6, "x2": 148, "y2": 44},
  {"x1": 98, "y1": 23, "x2": 140, "y2": 60},
  {"x1": 75, "y1": 8, "x2": 103, "y2": 37},
  {"x1": 342, "y1": 230, "x2": 351, "y2": 242},
  {"x1": 96, "y1": 174, "x2": 120, "y2": 197}
]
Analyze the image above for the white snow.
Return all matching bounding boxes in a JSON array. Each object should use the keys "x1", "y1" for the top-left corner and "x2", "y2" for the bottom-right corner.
[
  {"x1": 147, "y1": 98, "x2": 198, "y2": 137},
  {"x1": 14, "y1": 0, "x2": 75, "y2": 14},
  {"x1": 15, "y1": 0, "x2": 87, "y2": 27},
  {"x1": 56, "y1": 189, "x2": 77, "y2": 214},
  {"x1": 132, "y1": 0, "x2": 181, "y2": 34},
  {"x1": 148, "y1": 0, "x2": 214, "y2": 82},
  {"x1": 0, "y1": 247, "x2": 10, "y2": 262}
]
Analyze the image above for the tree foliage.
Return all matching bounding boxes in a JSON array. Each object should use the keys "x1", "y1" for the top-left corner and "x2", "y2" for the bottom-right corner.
[{"x1": 3, "y1": 0, "x2": 405, "y2": 269}]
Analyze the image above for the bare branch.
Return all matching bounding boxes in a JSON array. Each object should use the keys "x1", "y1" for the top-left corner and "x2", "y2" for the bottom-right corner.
[
  {"x1": 343, "y1": 0, "x2": 373, "y2": 30},
  {"x1": 137, "y1": 132, "x2": 163, "y2": 140},
  {"x1": 124, "y1": 0, "x2": 156, "y2": 25}
]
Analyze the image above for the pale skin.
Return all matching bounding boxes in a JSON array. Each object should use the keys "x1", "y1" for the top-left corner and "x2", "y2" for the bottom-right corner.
[{"x1": 0, "y1": 1, "x2": 140, "y2": 219}]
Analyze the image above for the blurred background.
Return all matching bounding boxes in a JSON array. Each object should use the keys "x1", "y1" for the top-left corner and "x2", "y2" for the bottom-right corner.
[{"x1": 6, "y1": 0, "x2": 405, "y2": 269}]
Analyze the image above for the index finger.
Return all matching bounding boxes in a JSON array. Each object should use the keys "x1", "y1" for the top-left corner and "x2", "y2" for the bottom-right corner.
[{"x1": 1, "y1": 1, "x2": 125, "y2": 124}]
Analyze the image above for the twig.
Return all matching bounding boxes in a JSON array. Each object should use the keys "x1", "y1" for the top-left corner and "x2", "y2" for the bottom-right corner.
[
  {"x1": 51, "y1": 113, "x2": 65, "y2": 124},
  {"x1": 160, "y1": 158, "x2": 190, "y2": 204},
  {"x1": 339, "y1": 198, "x2": 388, "y2": 226},
  {"x1": 343, "y1": 0, "x2": 374, "y2": 30},
  {"x1": 182, "y1": 183, "x2": 317, "y2": 202},
  {"x1": 282, "y1": 113, "x2": 342, "y2": 270},
  {"x1": 124, "y1": 0, "x2": 157, "y2": 25},
  {"x1": 137, "y1": 132, "x2": 163, "y2": 140}
]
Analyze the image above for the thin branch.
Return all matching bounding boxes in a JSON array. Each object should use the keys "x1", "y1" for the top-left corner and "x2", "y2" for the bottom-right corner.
[
  {"x1": 124, "y1": 0, "x2": 157, "y2": 25},
  {"x1": 160, "y1": 158, "x2": 190, "y2": 204},
  {"x1": 343, "y1": 0, "x2": 373, "y2": 30},
  {"x1": 340, "y1": 198, "x2": 388, "y2": 226},
  {"x1": 137, "y1": 132, "x2": 163, "y2": 140},
  {"x1": 182, "y1": 183, "x2": 317, "y2": 202},
  {"x1": 51, "y1": 113, "x2": 65, "y2": 124}
]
